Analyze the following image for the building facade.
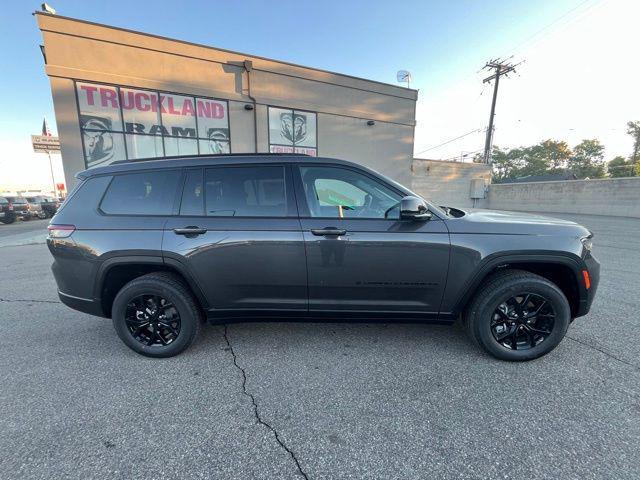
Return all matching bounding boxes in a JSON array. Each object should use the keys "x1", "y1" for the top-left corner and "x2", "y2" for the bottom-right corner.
[{"x1": 36, "y1": 13, "x2": 418, "y2": 190}]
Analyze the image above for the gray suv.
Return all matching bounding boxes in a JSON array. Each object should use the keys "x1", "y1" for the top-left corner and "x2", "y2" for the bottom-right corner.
[{"x1": 47, "y1": 154, "x2": 599, "y2": 360}]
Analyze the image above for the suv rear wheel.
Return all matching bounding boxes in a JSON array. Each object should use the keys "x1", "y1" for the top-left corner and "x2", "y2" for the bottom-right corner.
[
  {"x1": 465, "y1": 270, "x2": 571, "y2": 361},
  {"x1": 112, "y1": 272, "x2": 202, "y2": 358}
]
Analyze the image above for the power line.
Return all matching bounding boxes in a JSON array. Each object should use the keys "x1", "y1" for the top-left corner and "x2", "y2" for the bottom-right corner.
[
  {"x1": 501, "y1": 0, "x2": 602, "y2": 58},
  {"x1": 415, "y1": 128, "x2": 483, "y2": 156}
]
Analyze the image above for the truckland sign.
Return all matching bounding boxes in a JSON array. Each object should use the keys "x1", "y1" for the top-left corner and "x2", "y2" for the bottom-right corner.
[{"x1": 76, "y1": 82, "x2": 230, "y2": 167}]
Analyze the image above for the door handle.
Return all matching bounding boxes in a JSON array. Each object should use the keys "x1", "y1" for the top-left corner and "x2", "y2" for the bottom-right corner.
[
  {"x1": 311, "y1": 228, "x2": 347, "y2": 236},
  {"x1": 173, "y1": 226, "x2": 207, "y2": 236}
]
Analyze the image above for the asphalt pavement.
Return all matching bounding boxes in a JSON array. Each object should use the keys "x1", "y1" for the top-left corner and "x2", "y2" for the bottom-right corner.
[{"x1": 0, "y1": 213, "x2": 638, "y2": 479}]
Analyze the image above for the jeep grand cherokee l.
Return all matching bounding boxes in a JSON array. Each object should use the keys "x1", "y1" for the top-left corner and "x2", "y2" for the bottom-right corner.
[{"x1": 47, "y1": 154, "x2": 599, "y2": 361}]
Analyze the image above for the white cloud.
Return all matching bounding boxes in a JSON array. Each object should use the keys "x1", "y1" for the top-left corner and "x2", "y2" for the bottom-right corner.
[{"x1": 414, "y1": 0, "x2": 638, "y2": 161}]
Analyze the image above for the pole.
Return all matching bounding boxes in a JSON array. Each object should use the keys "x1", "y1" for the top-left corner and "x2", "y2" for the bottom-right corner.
[
  {"x1": 47, "y1": 151, "x2": 56, "y2": 197},
  {"x1": 483, "y1": 66, "x2": 501, "y2": 164}
]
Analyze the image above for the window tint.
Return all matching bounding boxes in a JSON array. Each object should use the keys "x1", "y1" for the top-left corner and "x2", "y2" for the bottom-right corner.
[
  {"x1": 299, "y1": 166, "x2": 401, "y2": 219},
  {"x1": 180, "y1": 169, "x2": 204, "y2": 216},
  {"x1": 100, "y1": 170, "x2": 180, "y2": 215},
  {"x1": 205, "y1": 166, "x2": 286, "y2": 217}
]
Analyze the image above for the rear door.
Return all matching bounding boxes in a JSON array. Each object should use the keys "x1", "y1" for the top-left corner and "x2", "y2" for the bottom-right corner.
[
  {"x1": 162, "y1": 163, "x2": 307, "y2": 315},
  {"x1": 294, "y1": 164, "x2": 450, "y2": 317}
]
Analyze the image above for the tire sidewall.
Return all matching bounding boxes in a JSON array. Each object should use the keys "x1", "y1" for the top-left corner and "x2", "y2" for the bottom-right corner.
[
  {"x1": 473, "y1": 279, "x2": 570, "y2": 361},
  {"x1": 112, "y1": 279, "x2": 197, "y2": 358}
]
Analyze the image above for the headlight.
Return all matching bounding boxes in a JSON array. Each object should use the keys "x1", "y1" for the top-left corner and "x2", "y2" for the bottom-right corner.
[{"x1": 581, "y1": 236, "x2": 593, "y2": 253}]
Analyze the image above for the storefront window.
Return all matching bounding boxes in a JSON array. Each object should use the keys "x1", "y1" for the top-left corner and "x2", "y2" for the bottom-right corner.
[
  {"x1": 75, "y1": 81, "x2": 230, "y2": 168},
  {"x1": 268, "y1": 107, "x2": 317, "y2": 156}
]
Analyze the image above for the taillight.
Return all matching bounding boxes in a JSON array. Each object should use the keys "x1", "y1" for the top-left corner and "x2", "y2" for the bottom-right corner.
[
  {"x1": 8, "y1": 203, "x2": 13, "y2": 211},
  {"x1": 25, "y1": 204, "x2": 30, "y2": 210},
  {"x1": 47, "y1": 224, "x2": 76, "y2": 238}
]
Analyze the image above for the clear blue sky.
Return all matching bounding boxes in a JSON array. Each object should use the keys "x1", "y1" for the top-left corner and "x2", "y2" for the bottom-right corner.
[{"x1": 0, "y1": 0, "x2": 581, "y2": 140}]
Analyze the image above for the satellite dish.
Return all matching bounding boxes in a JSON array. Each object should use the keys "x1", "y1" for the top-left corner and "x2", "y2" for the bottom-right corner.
[{"x1": 396, "y1": 70, "x2": 412, "y2": 88}]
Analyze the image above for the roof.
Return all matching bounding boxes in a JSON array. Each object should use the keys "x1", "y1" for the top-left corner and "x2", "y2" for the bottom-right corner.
[
  {"x1": 34, "y1": 11, "x2": 417, "y2": 100},
  {"x1": 77, "y1": 154, "x2": 366, "y2": 179}
]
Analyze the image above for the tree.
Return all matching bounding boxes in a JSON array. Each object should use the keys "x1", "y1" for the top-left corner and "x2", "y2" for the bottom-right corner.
[
  {"x1": 539, "y1": 140, "x2": 572, "y2": 170},
  {"x1": 569, "y1": 139, "x2": 606, "y2": 179},
  {"x1": 607, "y1": 156, "x2": 636, "y2": 178},
  {"x1": 627, "y1": 121, "x2": 640, "y2": 162}
]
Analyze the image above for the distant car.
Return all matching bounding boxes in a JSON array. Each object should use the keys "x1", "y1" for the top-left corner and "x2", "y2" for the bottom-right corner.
[
  {"x1": 1, "y1": 196, "x2": 31, "y2": 223},
  {"x1": 24, "y1": 197, "x2": 47, "y2": 219},
  {"x1": 25, "y1": 196, "x2": 57, "y2": 218},
  {"x1": 41, "y1": 196, "x2": 61, "y2": 218}
]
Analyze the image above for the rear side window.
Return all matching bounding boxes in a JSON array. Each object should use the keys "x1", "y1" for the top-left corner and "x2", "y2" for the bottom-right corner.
[
  {"x1": 204, "y1": 166, "x2": 286, "y2": 217},
  {"x1": 100, "y1": 170, "x2": 180, "y2": 215},
  {"x1": 0, "y1": 197, "x2": 7, "y2": 205}
]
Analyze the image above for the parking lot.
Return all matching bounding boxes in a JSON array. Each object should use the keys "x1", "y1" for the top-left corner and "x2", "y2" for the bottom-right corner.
[{"x1": 0, "y1": 213, "x2": 638, "y2": 479}]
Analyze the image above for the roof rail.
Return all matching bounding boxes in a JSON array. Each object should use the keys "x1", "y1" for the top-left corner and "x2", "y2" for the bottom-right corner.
[{"x1": 109, "y1": 152, "x2": 308, "y2": 165}]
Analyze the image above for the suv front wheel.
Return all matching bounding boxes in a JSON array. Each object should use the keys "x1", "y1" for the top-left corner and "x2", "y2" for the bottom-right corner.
[
  {"x1": 465, "y1": 270, "x2": 571, "y2": 361},
  {"x1": 112, "y1": 272, "x2": 202, "y2": 358}
]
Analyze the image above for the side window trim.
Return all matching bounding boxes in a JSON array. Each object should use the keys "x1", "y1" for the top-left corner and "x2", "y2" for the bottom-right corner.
[{"x1": 292, "y1": 164, "x2": 404, "y2": 220}]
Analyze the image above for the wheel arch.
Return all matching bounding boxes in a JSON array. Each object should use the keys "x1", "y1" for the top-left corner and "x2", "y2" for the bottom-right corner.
[
  {"x1": 451, "y1": 253, "x2": 587, "y2": 318},
  {"x1": 96, "y1": 256, "x2": 208, "y2": 318}
]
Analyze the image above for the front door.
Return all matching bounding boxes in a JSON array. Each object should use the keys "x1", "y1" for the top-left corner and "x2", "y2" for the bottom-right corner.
[
  {"x1": 294, "y1": 164, "x2": 450, "y2": 317},
  {"x1": 163, "y1": 164, "x2": 307, "y2": 315}
]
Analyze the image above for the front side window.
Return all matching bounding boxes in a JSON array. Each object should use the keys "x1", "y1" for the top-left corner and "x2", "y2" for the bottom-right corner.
[
  {"x1": 299, "y1": 166, "x2": 401, "y2": 219},
  {"x1": 268, "y1": 107, "x2": 317, "y2": 156},
  {"x1": 205, "y1": 166, "x2": 287, "y2": 217},
  {"x1": 100, "y1": 170, "x2": 180, "y2": 215}
]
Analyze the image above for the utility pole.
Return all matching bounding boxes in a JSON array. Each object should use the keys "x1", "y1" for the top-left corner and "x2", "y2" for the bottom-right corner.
[{"x1": 482, "y1": 59, "x2": 519, "y2": 164}]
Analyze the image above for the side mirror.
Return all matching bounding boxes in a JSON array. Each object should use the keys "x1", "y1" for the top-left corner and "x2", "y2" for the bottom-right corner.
[{"x1": 400, "y1": 196, "x2": 432, "y2": 221}]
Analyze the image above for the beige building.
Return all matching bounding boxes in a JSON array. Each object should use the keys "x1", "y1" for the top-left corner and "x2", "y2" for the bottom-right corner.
[{"x1": 35, "y1": 12, "x2": 418, "y2": 190}]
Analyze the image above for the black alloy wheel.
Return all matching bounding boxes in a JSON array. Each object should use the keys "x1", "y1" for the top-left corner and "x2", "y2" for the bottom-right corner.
[
  {"x1": 125, "y1": 294, "x2": 181, "y2": 347},
  {"x1": 490, "y1": 293, "x2": 555, "y2": 351}
]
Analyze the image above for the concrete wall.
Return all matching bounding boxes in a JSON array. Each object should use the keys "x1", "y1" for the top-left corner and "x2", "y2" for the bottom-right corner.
[
  {"x1": 411, "y1": 159, "x2": 492, "y2": 207},
  {"x1": 479, "y1": 177, "x2": 640, "y2": 218},
  {"x1": 36, "y1": 13, "x2": 416, "y2": 189}
]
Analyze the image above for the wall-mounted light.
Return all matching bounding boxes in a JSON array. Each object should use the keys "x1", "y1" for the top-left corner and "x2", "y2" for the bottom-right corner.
[
  {"x1": 367, "y1": 120, "x2": 375, "y2": 126},
  {"x1": 244, "y1": 104, "x2": 254, "y2": 111}
]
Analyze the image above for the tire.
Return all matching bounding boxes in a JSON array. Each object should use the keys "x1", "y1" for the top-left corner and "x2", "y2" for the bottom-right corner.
[
  {"x1": 464, "y1": 269, "x2": 570, "y2": 361},
  {"x1": 112, "y1": 272, "x2": 202, "y2": 358},
  {"x1": 1, "y1": 215, "x2": 15, "y2": 224}
]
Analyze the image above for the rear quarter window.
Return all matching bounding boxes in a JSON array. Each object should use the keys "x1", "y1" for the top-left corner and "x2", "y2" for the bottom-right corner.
[{"x1": 100, "y1": 170, "x2": 180, "y2": 215}]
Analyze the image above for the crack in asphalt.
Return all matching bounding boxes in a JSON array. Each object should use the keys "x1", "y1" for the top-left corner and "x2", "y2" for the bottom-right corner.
[
  {"x1": 223, "y1": 324, "x2": 310, "y2": 480},
  {"x1": 566, "y1": 334, "x2": 639, "y2": 371},
  {"x1": 0, "y1": 297, "x2": 61, "y2": 304}
]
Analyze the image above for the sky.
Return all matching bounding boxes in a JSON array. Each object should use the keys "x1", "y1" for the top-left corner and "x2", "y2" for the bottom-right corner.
[{"x1": 0, "y1": 0, "x2": 637, "y2": 192}]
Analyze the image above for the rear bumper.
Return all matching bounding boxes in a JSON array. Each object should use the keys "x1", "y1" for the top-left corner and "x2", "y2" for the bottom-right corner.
[
  {"x1": 576, "y1": 254, "x2": 600, "y2": 317},
  {"x1": 58, "y1": 290, "x2": 105, "y2": 317}
]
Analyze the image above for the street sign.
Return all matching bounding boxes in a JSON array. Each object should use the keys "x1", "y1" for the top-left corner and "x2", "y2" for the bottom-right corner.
[{"x1": 31, "y1": 135, "x2": 60, "y2": 153}]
